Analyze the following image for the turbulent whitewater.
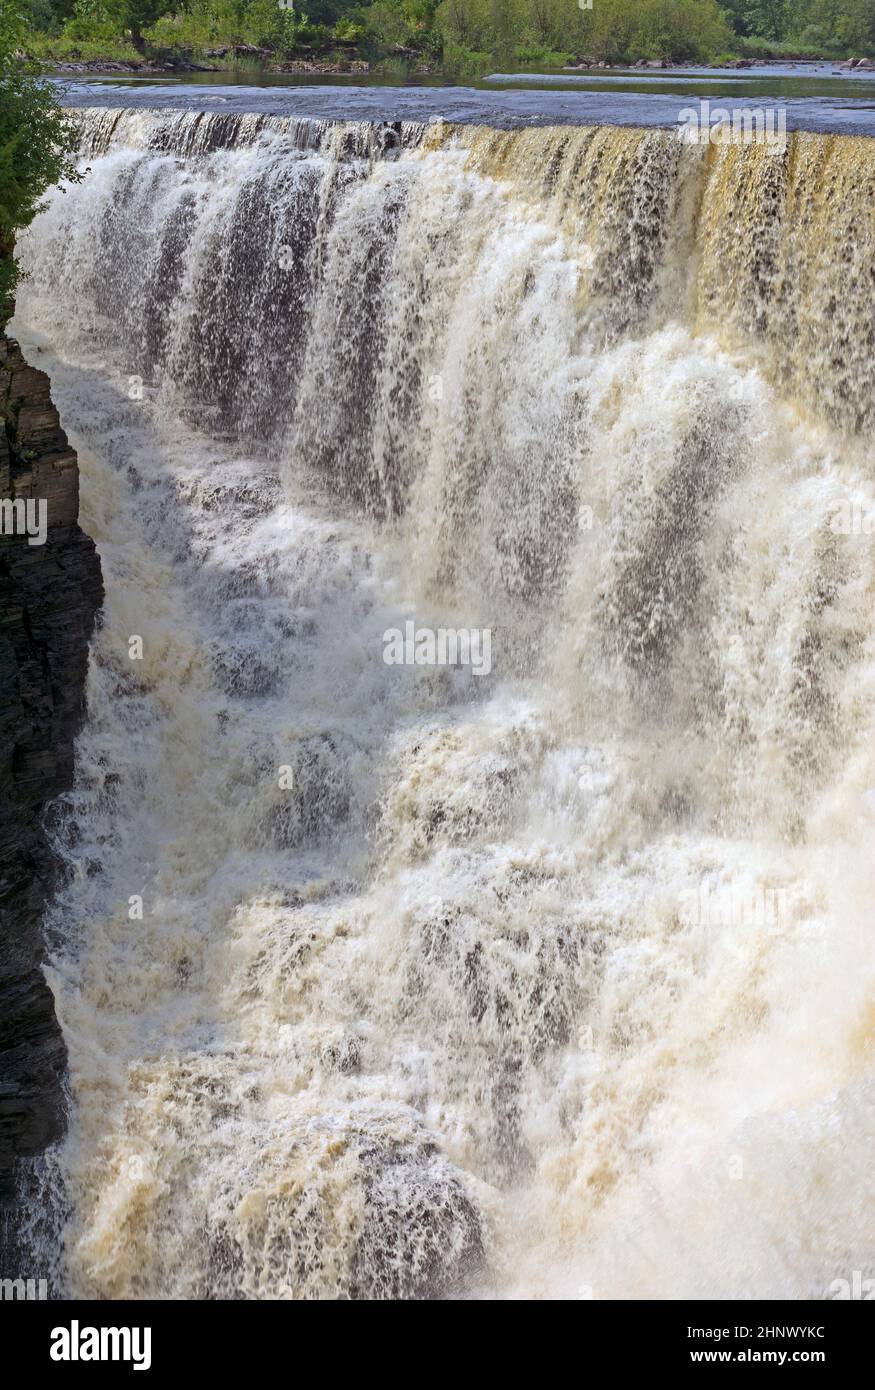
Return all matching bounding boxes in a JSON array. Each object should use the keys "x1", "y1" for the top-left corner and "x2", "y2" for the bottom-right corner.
[{"x1": 13, "y1": 108, "x2": 875, "y2": 1299}]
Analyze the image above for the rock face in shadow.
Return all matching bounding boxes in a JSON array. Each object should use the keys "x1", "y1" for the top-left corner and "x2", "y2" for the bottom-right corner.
[{"x1": 0, "y1": 334, "x2": 102, "y2": 1269}]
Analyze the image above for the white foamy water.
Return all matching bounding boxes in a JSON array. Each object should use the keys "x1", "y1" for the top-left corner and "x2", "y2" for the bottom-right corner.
[{"x1": 12, "y1": 110, "x2": 875, "y2": 1299}]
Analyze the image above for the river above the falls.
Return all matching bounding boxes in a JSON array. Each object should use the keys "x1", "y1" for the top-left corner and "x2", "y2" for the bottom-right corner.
[{"x1": 52, "y1": 62, "x2": 875, "y2": 134}]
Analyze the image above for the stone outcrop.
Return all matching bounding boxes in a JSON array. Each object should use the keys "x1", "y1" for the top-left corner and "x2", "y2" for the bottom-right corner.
[
  {"x1": 50, "y1": 56, "x2": 215, "y2": 74},
  {"x1": 0, "y1": 334, "x2": 102, "y2": 1268}
]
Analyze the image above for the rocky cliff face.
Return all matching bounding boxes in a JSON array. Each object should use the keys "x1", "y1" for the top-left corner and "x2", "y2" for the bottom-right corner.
[{"x1": 0, "y1": 334, "x2": 102, "y2": 1270}]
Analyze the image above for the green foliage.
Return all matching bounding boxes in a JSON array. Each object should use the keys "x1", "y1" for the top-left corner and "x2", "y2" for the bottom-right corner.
[
  {"x1": 440, "y1": 38, "x2": 490, "y2": 74},
  {"x1": 143, "y1": 1, "x2": 333, "y2": 54},
  {"x1": 25, "y1": 33, "x2": 142, "y2": 55},
  {"x1": 744, "y1": 0, "x2": 791, "y2": 40},
  {"x1": 332, "y1": 15, "x2": 363, "y2": 40},
  {"x1": 59, "y1": 0, "x2": 166, "y2": 42},
  {"x1": 434, "y1": 0, "x2": 733, "y2": 65},
  {"x1": 144, "y1": 2, "x2": 244, "y2": 50},
  {"x1": 17, "y1": 0, "x2": 875, "y2": 71},
  {"x1": 362, "y1": 0, "x2": 438, "y2": 50},
  {"x1": 0, "y1": 0, "x2": 82, "y2": 324},
  {"x1": 514, "y1": 44, "x2": 572, "y2": 64}
]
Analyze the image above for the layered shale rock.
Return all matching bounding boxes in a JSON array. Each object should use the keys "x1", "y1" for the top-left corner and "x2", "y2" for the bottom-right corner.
[{"x1": 0, "y1": 334, "x2": 102, "y2": 1265}]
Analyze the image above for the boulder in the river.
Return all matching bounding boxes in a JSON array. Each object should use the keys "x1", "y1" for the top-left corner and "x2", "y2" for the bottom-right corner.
[{"x1": 192, "y1": 1106, "x2": 485, "y2": 1300}]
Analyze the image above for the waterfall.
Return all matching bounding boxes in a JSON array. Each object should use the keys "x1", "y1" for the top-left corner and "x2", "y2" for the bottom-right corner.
[{"x1": 13, "y1": 107, "x2": 875, "y2": 1299}]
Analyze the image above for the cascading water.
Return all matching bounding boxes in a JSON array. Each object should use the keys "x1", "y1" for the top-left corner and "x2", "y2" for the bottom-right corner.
[{"x1": 12, "y1": 107, "x2": 875, "y2": 1299}]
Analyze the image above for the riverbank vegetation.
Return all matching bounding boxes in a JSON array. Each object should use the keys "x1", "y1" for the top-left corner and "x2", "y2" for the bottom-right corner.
[
  {"x1": 1, "y1": 1, "x2": 79, "y2": 325},
  {"x1": 19, "y1": 0, "x2": 875, "y2": 73}
]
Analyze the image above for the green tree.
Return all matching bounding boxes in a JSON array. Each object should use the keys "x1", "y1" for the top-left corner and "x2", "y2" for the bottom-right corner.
[
  {"x1": 0, "y1": 0, "x2": 82, "y2": 326},
  {"x1": 435, "y1": 0, "x2": 492, "y2": 50},
  {"x1": 489, "y1": 0, "x2": 517, "y2": 62},
  {"x1": 69, "y1": 0, "x2": 171, "y2": 44},
  {"x1": 120, "y1": 0, "x2": 170, "y2": 45},
  {"x1": 830, "y1": 0, "x2": 875, "y2": 47},
  {"x1": 743, "y1": 0, "x2": 790, "y2": 39}
]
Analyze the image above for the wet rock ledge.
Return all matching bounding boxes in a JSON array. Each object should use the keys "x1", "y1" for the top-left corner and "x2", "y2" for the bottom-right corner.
[{"x1": 0, "y1": 334, "x2": 102, "y2": 1265}]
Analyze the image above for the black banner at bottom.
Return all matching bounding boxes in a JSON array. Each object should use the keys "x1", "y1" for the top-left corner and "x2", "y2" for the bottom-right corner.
[{"x1": 0, "y1": 1297, "x2": 869, "y2": 1373}]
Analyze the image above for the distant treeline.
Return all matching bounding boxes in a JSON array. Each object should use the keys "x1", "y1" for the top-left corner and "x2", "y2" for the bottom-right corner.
[{"x1": 22, "y1": 0, "x2": 875, "y2": 69}]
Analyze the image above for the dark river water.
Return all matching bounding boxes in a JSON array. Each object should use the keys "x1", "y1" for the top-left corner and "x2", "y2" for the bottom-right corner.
[{"x1": 54, "y1": 62, "x2": 875, "y2": 133}]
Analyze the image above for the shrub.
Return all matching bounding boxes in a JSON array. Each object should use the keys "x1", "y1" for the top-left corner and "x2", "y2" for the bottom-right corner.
[{"x1": 0, "y1": 0, "x2": 83, "y2": 325}]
